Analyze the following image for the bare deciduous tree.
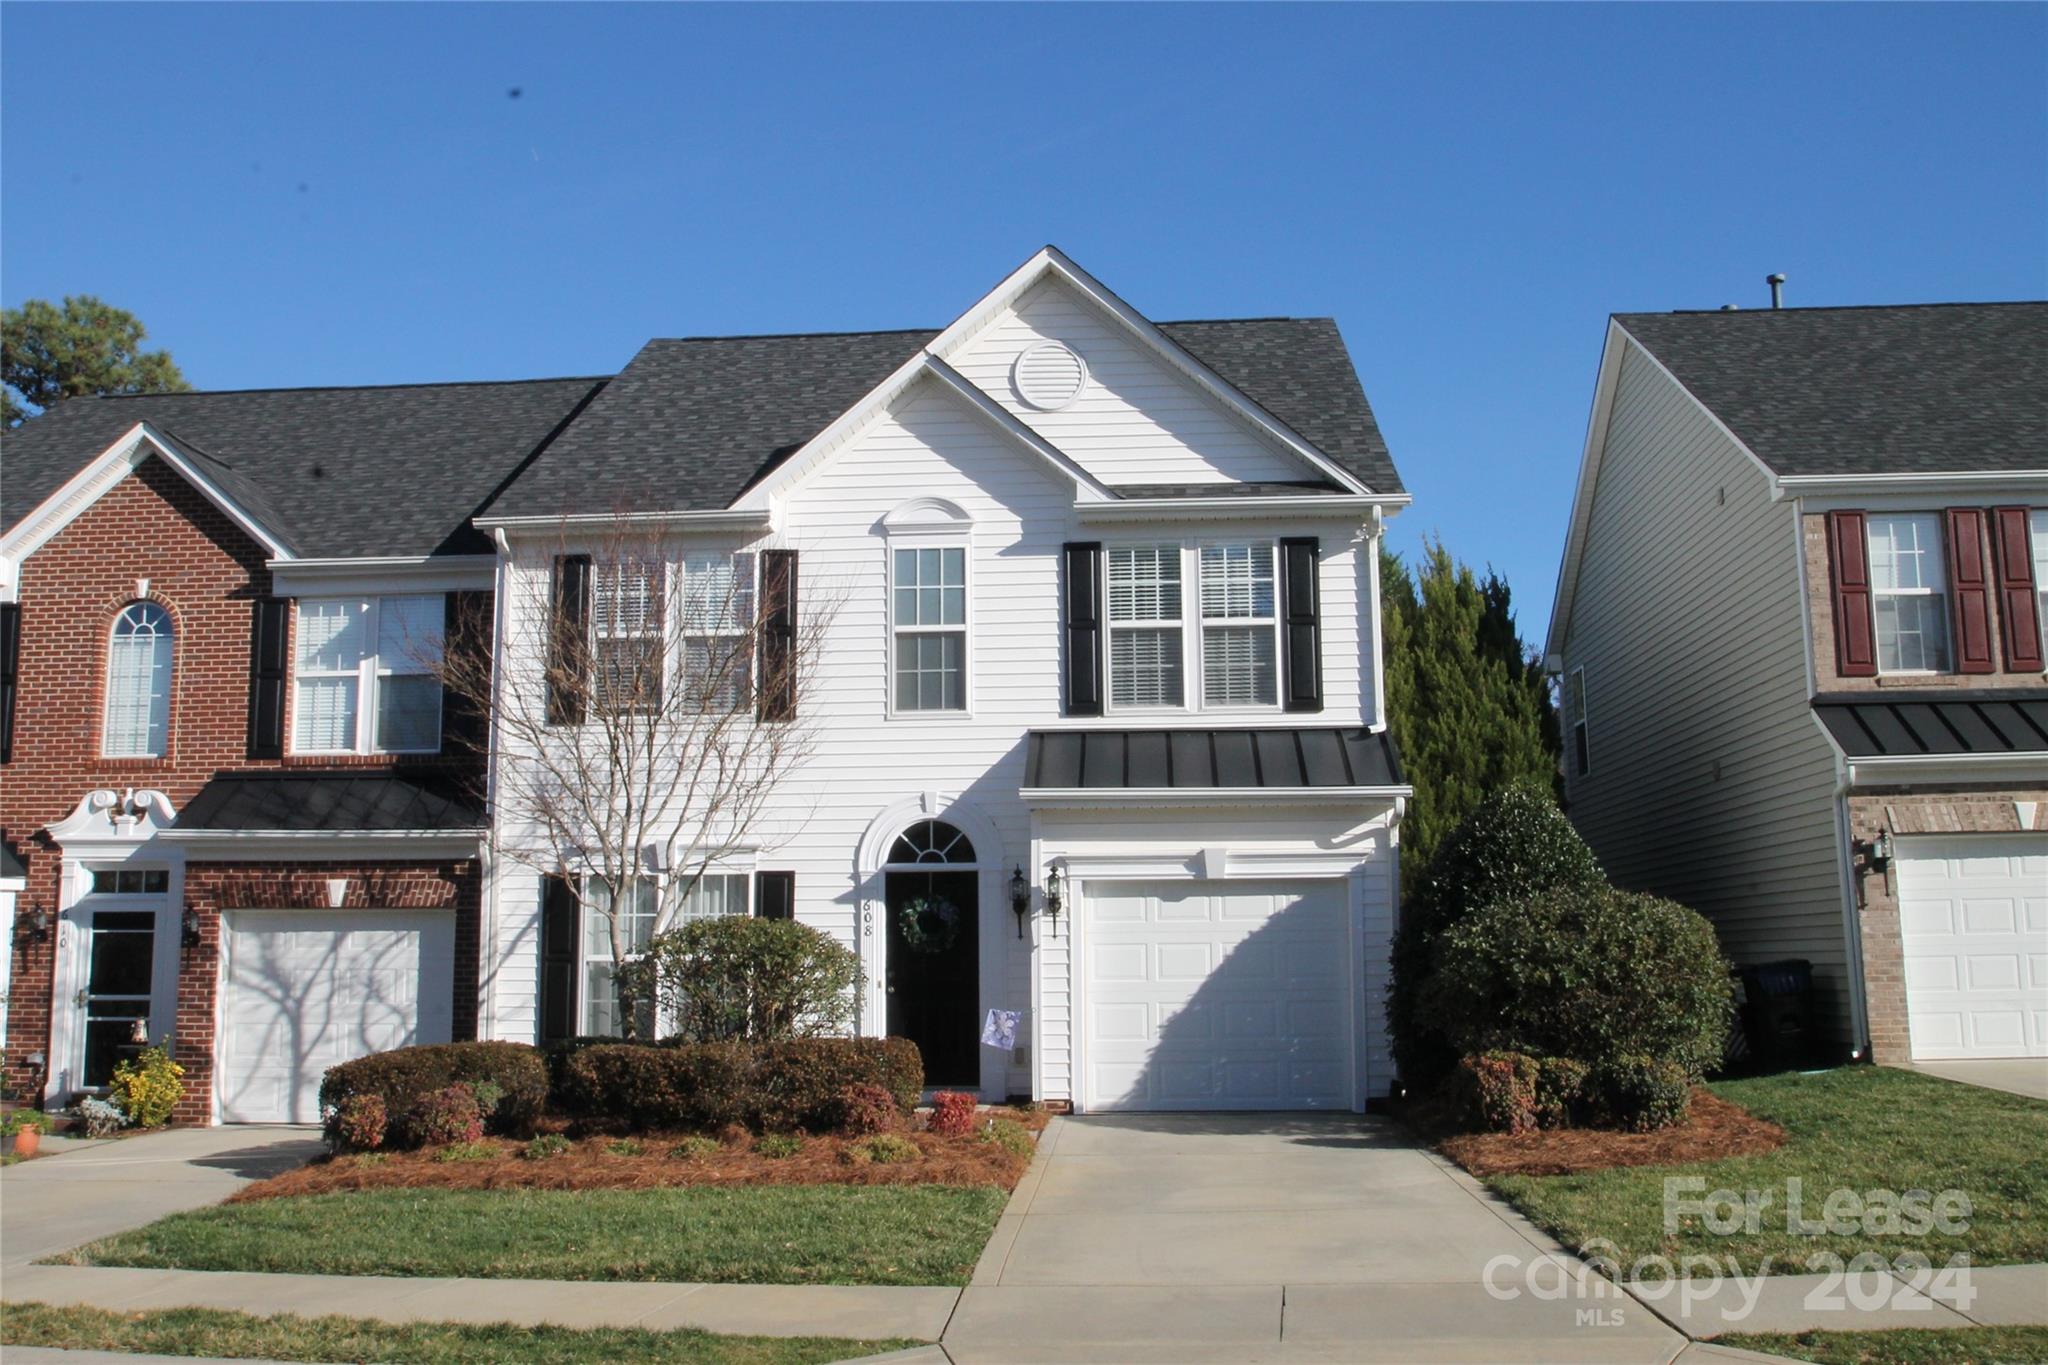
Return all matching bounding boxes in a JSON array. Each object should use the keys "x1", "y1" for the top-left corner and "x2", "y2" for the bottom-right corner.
[{"x1": 436, "y1": 513, "x2": 835, "y2": 1039}]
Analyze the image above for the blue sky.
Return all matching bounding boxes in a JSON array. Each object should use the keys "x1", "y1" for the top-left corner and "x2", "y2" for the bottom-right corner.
[{"x1": 4, "y1": 3, "x2": 2043, "y2": 645}]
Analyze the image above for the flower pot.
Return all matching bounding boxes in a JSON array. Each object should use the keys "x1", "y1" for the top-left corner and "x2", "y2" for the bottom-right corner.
[{"x1": 10, "y1": 1127, "x2": 40, "y2": 1158}]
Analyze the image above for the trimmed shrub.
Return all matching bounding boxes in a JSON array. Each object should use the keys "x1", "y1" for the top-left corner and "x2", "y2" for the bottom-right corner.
[
  {"x1": 554, "y1": 1036, "x2": 924, "y2": 1135},
  {"x1": 433, "y1": 1141, "x2": 499, "y2": 1163},
  {"x1": 1452, "y1": 1052, "x2": 1539, "y2": 1134},
  {"x1": 842, "y1": 1133, "x2": 920, "y2": 1166},
  {"x1": 1596, "y1": 1055, "x2": 1693, "y2": 1132},
  {"x1": 109, "y1": 1043, "x2": 183, "y2": 1129},
  {"x1": 522, "y1": 1134, "x2": 572, "y2": 1160},
  {"x1": 331, "y1": 1094, "x2": 388, "y2": 1152},
  {"x1": 833, "y1": 1082, "x2": 902, "y2": 1136},
  {"x1": 757, "y1": 1132, "x2": 804, "y2": 1159},
  {"x1": 407, "y1": 1084, "x2": 484, "y2": 1146},
  {"x1": 669, "y1": 1136, "x2": 721, "y2": 1161},
  {"x1": 1422, "y1": 884, "x2": 1734, "y2": 1082},
  {"x1": 321, "y1": 1042, "x2": 547, "y2": 1146},
  {"x1": 928, "y1": 1090, "x2": 977, "y2": 1137},
  {"x1": 627, "y1": 915, "x2": 862, "y2": 1043},
  {"x1": 1534, "y1": 1057, "x2": 1591, "y2": 1130},
  {"x1": 1390, "y1": 782, "x2": 1604, "y2": 1088},
  {"x1": 978, "y1": 1118, "x2": 1035, "y2": 1158}
]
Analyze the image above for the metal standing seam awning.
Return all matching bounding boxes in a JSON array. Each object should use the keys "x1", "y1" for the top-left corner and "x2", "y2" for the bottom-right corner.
[{"x1": 1023, "y1": 726, "x2": 1405, "y2": 795}]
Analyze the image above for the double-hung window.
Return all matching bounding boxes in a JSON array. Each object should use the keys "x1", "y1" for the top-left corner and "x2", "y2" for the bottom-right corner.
[
  {"x1": 1107, "y1": 544, "x2": 1184, "y2": 708},
  {"x1": 1568, "y1": 668, "x2": 1590, "y2": 777},
  {"x1": 892, "y1": 545, "x2": 967, "y2": 712},
  {"x1": 592, "y1": 561, "x2": 664, "y2": 715},
  {"x1": 580, "y1": 872, "x2": 751, "y2": 1037},
  {"x1": 1867, "y1": 514, "x2": 1951, "y2": 673},
  {"x1": 103, "y1": 602, "x2": 173, "y2": 757},
  {"x1": 294, "y1": 595, "x2": 442, "y2": 754},
  {"x1": 2033, "y1": 509, "x2": 2048, "y2": 645},
  {"x1": 1199, "y1": 543, "x2": 1278, "y2": 706},
  {"x1": 681, "y1": 552, "x2": 755, "y2": 711}
]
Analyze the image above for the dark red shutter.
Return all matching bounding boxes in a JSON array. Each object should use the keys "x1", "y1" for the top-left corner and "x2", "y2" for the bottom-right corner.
[
  {"x1": 754, "y1": 870, "x2": 795, "y2": 920},
  {"x1": 1062, "y1": 542, "x2": 1103, "y2": 716},
  {"x1": 1990, "y1": 507, "x2": 2044, "y2": 673},
  {"x1": 1280, "y1": 537, "x2": 1323, "y2": 712},
  {"x1": 546, "y1": 555, "x2": 591, "y2": 726},
  {"x1": 1826, "y1": 510, "x2": 1877, "y2": 678},
  {"x1": 0, "y1": 602, "x2": 20, "y2": 764},
  {"x1": 1945, "y1": 508, "x2": 1994, "y2": 675},
  {"x1": 758, "y1": 550, "x2": 798, "y2": 722},
  {"x1": 539, "y1": 875, "x2": 580, "y2": 1043},
  {"x1": 441, "y1": 591, "x2": 491, "y2": 755},
  {"x1": 245, "y1": 597, "x2": 289, "y2": 759}
]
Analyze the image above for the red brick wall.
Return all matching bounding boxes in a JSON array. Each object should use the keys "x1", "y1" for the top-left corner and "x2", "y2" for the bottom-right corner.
[{"x1": 173, "y1": 860, "x2": 482, "y2": 1124}]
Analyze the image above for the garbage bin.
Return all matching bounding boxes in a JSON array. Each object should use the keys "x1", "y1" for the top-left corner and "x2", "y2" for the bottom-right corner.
[{"x1": 1738, "y1": 958, "x2": 1817, "y2": 1070}]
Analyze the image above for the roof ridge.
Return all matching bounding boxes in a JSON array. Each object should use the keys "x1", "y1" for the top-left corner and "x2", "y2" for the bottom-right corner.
[
  {"x1": 1623, "y1": 300, "x2": 2047, "y2": 319},
  {"x1": 86, "y1": 375, "x2": 612, "y2": 400},
  {"x1": 640, "y1": 316, "x2": 1326, "y2": 345}
]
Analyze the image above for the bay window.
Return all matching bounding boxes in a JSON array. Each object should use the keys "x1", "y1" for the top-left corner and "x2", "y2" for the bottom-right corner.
[
  {"x1": 1867, "y1": 514, "x2": 1951, "y2": 673},
  {"x1": 294, "y1": 595, "x2": 442, "y2": 754}
]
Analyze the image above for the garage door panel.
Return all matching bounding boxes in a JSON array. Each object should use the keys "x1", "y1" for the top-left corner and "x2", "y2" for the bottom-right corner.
[
  {"x1": 1083, "y1": 879, "x2": 1352, "y2": 1112},
  {"x1": 1897, "y1": 834, "x2": 2048, "y2": 1061}
]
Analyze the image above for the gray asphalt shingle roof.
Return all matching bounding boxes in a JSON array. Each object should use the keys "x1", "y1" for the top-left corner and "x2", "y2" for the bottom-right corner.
[
  {"x1": 1615, "y1": 303, "x2": 2048, "y2": 479},
  {"x1": 2, "y1": 377, "x2": 606, "y2": 558},
  {"x1": 489, "y1": 316, "x2": 1403, "y2": 518}
]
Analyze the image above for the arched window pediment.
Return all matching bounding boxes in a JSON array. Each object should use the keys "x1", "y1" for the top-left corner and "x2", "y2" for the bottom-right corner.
[{"x1": 887, "y1": 819, "x2": 977, "y2": 866}]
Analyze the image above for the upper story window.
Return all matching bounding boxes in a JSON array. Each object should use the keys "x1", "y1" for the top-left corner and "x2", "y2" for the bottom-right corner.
[
  {"x1": 681, "y1": 552, "x2": 755, "y2": 711},
  {"x1": 591, "y1": 561, "x2": 664, "y2": 715},
  {"x1": 1867, "y1": 514, "x2": 1951, "y2": 673},
  {"x1": 1568, "y1": 668, "x2": 1590, "y2": 777},
  {"x1": 1108, "y1": 544, "x2": 1184, "y2": 708},
  {"x1": 2034, "y1": 509, "x2": 2048, "y2": 644},
  {"x1": 891, "y1": 545, "x2": 967, "y2": 712},
  {"x1": 1199, "y1": 543, "x2": 1278, "y2": 706},
  {"x1": 295, "y1": 595, "x2": 442, "y2": 754},
  {"x1": 103, "y1": 602, "x2": 173, "y2": 758}
]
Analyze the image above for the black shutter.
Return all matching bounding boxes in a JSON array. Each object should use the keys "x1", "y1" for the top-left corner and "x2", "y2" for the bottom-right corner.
[
  {"x1": 1280, "y1": 537, "x2": 1323, "y2": 712},
  {"x1": 755, "y1": 870, "x2": 795, "y2": 920},
  {"x1": 546, "y1": 555, "x2": 591, "y2": 726},
  {"x1": 758, "y1": 549, "x2": 798, "y2": 722},
  {"x1": 246, "y1": 597, "x2": 289, "y2": 759},
  {"x1": 441, "y1": 591, "x2": 490, "y2": 755},
  {"x1": 0, "y1": 602, "x2": 20, "y2": 764},
  {"x1": 539, "y1": 875, "x2": 580, "y2": 1043},
  {"x1": 1063, "y1": 542, "x2": 1104, "y2": 716}
]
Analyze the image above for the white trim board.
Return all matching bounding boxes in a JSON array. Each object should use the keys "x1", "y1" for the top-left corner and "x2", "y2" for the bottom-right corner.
[
  {"x1": 1023, "y1": 786, "x2": 1408, "y2": 808},
  {"x1": 269, "y1": 555, "x2": 497, "y2": 598}
]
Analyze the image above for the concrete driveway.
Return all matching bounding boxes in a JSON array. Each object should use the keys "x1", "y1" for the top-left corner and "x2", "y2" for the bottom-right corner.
[
  {"x1": 943, "y1": 1113, "x2": 1688, "y2": 1364},
  {"x1": 1908, "y1": 1058, "x2": 2048, "y2": 1101}
]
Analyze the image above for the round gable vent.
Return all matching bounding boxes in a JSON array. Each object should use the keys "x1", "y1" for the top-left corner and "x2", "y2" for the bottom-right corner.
[{"x1": 1013, "y1": 340, "x2": 1089, "y2": 411}]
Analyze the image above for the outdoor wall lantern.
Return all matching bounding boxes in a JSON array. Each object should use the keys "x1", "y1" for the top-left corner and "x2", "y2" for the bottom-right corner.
[
  {"x1": 14, "y1": 903, "x2": 51, "y2": 947},
  {"x1": 1855, "y1": 829, "x2": 1894, "y2": 872},
  {"x1": 181, "y1": 906, "x2": 202, "y2": 951},
  {"x1": 1043, "y1": 864, "x2": 1065, "y2": 938},
  {"x1": 1008, "y1": 865, "x2": 1030, "y2": 940}
]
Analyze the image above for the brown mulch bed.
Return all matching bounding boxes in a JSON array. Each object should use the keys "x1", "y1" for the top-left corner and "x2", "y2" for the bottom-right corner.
[
  {"x1": 1430, "y1": 1089, "x2": 1786, "y2": 1178},
  {"x1": 231, "y1": 1107, "x2": 1050, "y2": 1203}
]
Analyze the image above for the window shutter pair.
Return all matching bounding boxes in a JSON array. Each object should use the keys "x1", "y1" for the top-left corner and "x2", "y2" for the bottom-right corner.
[
  {"x1": 1060, "y1": 539, "x2": 1323, "y2": 714},
  {"x1": 246, "y1": 598, "x2": 290, "y2": 759},
  {"x1": 0, "y1": 602, "x2": 19, "y2": 764},
  {"x1": 539, "y1": 874, "x2": 580, "y2": 1043},
  {"x1": 1945, "y1": 509, "x2": 1996, "y2": 675},
  {"x1": 547, "y1": 555, "x2": 593, "y2": 725},
  {"x1": 1829, "y1": 508, "x2": 2040, "y2": 677},
  {"x1": 758, "y1": 550, "x2": 799, "y2": 722},
  {"x1": 755, "y1": 870, "x2": 796, "y2": 920},
  {"x1": 1989, "y1": 507, "x2": 2045, "y2": 673},
  {"x1": 441, "y1": 591, "x2": 492, "y2": 755}
]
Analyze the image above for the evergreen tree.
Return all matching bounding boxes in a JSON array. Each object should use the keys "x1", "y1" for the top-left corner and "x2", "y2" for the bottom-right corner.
[{"x1": 4, "y1": 296, "x2": 190, "y2": 427}]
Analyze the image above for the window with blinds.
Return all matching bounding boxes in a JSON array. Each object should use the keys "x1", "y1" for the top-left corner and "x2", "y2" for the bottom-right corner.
[
  {"x1": 1199, "y1": 543, "x2": 1278, "y2": 706},
  {"x1": 293, "y1": 596, "x2": 443, "y2": 753},
  {"x1": 1108, "y1": 544, "x2": 1183, "y2": 708},
  {"x1": 592, "y1": 561, "x2": 664, "y2": 713},
  {"x1": 1867, "y1": 514, "x2": 1951, "y2": 673},
  {"x1": 103, "y1": 602, "x2": 173, "y2": 758},
  {"x1": 681, "y1": 552, "x2": 755, "y2": 711}
]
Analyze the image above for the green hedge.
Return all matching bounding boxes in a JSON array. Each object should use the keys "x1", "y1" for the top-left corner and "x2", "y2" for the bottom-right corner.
[
  {"x1": 318, "y1": 1042, "x2": 547, "y2": 1146},
  {"x1": 555, "y1": 1036, "x2": 924, "y2": 1134}
]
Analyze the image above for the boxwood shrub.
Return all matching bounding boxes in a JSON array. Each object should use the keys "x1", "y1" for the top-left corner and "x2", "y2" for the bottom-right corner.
[
  {"x1": 1421, "y1": 883, "x2": 1734, "y2": 1082},
  {"x1": 555, "y1": 1035, "x2": 923, "y2": 1134},
  {"x1": 1389, "y1": 782, "x2": 1605, "y2": 1087},
  {"x1": 318, "y1": 1042, "x2": 547, "y2": 1147}
]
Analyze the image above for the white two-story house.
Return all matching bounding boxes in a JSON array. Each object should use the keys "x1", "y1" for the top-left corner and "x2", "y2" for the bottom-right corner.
[{"x1": 476, "y1": 247, "x2": 1411, "y2": 1113}]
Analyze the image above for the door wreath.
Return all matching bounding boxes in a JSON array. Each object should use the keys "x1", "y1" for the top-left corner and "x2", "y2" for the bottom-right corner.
[{"x1": 897, "y1": 896, "x2": 963, "y2": 955}]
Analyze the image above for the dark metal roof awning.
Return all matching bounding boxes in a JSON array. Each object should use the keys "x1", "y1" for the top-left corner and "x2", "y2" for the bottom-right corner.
[
  {"x1": 1812, "y1": 692, "x2": 2048, "y2": 759},
  {"x1": 174, "y1": 772, "x2": 486, "y2": 834},
  {"x1": 1025, "y1": 727, "x2": 1405, "y2": 791}
]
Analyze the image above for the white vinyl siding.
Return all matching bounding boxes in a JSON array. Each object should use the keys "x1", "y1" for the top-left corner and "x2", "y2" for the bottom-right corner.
[
  {"x1": 294, "y1": 596, "x2": 442, "y2": 754},
  {"x1": 892, "y1": 545, "x2": 967, "y2": 712},
  {"x1": 1558, "y1": 342, "x2": 1852, "y2": 1047},
  {"x1": 1108, "y1": 544, "x2": 1184, "y2": 708},
  {"x1": 103, "y1": 602, "x2": 172, "y2": 757},
  {"x1": 1199, "y1": 542, "x2": 1278, "y2": 707},
  {"x1": 1868, "y1": 514, "x2": 1951, "y2": 674}
]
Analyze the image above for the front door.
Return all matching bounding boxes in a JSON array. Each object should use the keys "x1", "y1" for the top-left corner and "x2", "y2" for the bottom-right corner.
[
  {"x1": 885, "y1": 866, "x2": 980, "y2": 1086},
  {"x1": 81, "y1": 910, "x2": 157, "y2": 1088}
]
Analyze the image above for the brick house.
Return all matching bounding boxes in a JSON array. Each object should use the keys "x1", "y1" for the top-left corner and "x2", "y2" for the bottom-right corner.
[
  {"x1": 1546, "y1": 302, "x2": 2047, "y2": 1065},
  {"x1": 1, "y1": 379, "x2": 599, "y2": 1120}
]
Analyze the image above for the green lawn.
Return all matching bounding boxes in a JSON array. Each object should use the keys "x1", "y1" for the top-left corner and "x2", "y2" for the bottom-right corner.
[
  {"x1": 0, "y1": 1302, "x2": 916, "y2": 1364},
  {"x1": 1715, "y1": 1325, "x2": 2048, "y2": 1365},
  {"x1": 59, "y1": 1185, "x2": 1009, "y2": 1286},
  {"x1": 1482, "y1": 1067, "x2": 2048, "y2": 1277}
]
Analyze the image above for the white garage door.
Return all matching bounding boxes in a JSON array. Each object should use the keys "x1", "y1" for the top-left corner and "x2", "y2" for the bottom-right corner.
[
  {"x1": 1897, "y1": 834, "x2": 2048, "y2": 1060},
  {"x1": 1082, "y1": 879, "x2": 1352, "y2": 1111},
  {"x1": 217, "y1": 910, "x2": 456, "y2": 1123}
]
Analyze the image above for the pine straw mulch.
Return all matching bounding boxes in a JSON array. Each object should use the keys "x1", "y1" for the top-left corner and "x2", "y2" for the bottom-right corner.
[
  {"x1": 1429, "y1": 1089, "x2": 1787, "y2": 1178},
  {"x1": 230, "y1": 1109, "x2": 1050, "y2": 1204}
]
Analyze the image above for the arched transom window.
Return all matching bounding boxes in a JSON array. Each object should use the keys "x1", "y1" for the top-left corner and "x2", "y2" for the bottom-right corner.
[
  {"x1": 887, "y1": 819, "x2": 976, "y2": 865},
  {"x1": 104, "y1": 602, "x2": 173, "y2": 757}
]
